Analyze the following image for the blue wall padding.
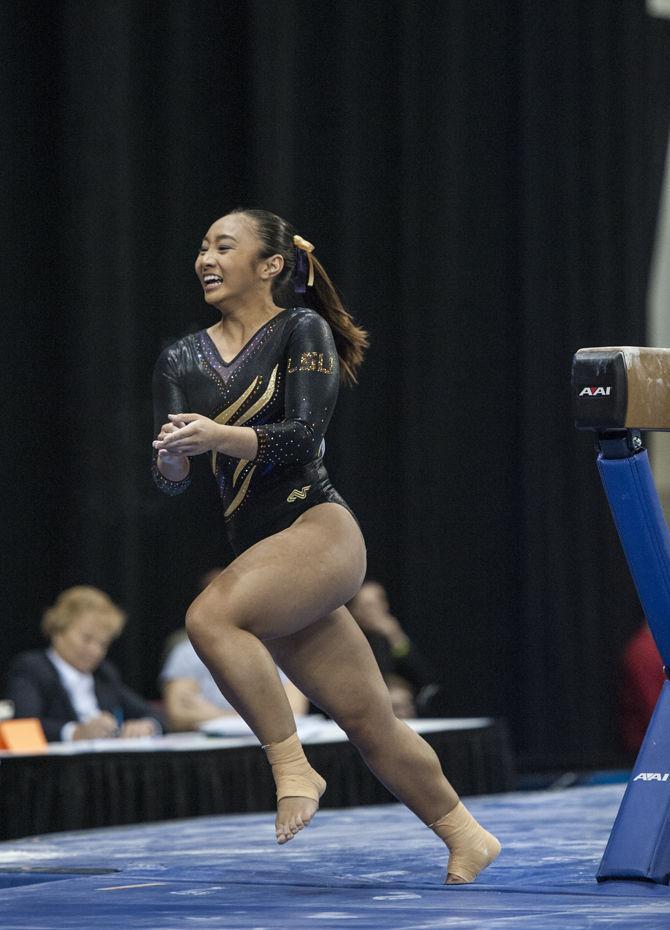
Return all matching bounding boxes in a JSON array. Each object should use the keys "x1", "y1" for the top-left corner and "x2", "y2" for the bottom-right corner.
[
  {"x1": 597, "y1": 450, "x2": 670, "y2": 666},
  {"x1": 597, "y1": 680, "x2": 670, "y2": 883}
]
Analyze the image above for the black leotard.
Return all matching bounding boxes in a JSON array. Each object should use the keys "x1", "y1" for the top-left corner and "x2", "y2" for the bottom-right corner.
[{"x1": 152, "y1": 306, "x2": 355, "y2": 555}]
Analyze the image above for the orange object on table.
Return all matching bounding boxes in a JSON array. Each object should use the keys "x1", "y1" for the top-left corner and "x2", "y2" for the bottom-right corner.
[{"x1": 0, "y1": 718, "x2": 48, "y2": 752}]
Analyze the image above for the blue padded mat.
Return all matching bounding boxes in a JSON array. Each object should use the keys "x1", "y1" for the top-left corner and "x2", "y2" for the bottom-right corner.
[{"x1": 0, "y1": 784, "x2": 669, "y2": 929}]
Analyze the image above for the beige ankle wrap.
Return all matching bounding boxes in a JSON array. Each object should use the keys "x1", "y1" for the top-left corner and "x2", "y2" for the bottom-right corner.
[
  {"x1": 430, "y1": 801, "x2": 501, "y2": 883},
  {"x1": 263, "y1": 732, "x2": 326, "y2": 803}
]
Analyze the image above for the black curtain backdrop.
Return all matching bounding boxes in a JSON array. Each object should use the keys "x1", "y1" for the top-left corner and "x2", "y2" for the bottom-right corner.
[{"x1": 4, "y1": 1, "x2": 670, "y2": 771}]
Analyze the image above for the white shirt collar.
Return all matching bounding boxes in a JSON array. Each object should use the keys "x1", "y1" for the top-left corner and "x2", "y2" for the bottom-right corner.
[
  {"x1": 47, "y1": 648, "x2": 94, "y2": 689},
  {"x1": 47, "y1": 647, "x2": 101, "y2": 724}
]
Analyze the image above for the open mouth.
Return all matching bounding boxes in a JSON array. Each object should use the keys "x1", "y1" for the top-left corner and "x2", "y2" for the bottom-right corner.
[{"x1": 203, "y1": 274, "x2": 223, "y2": 291}]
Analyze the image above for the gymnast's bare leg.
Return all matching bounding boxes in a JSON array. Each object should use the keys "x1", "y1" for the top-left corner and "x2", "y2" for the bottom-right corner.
[
  {"x1": 185, "y1": 502, "x2": 500, "y2": 882},
  {"x1": 186, "y1": 503, "x2": 365, "y2": 842},
  {"x1": 265, "y1": 595, "x2": 500, "y2": 882}
]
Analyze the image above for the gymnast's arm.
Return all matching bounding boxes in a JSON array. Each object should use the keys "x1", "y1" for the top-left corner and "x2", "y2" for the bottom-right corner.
[
  {"x1": 151, "y1": 348, "x2": 192, "y2": 491},
  {"x1": 250, "y1": 312, "x2": 340, "y2": 465}
]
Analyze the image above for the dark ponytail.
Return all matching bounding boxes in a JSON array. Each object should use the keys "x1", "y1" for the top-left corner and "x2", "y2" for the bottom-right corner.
[{"x1": 230, "y1": 208, "x2": 369, "y2": 386}]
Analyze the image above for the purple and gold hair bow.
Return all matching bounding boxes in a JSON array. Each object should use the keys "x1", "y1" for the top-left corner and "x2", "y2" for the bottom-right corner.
[{"x1": 293, "y1": 235, "x2": 315, "y2": 294}]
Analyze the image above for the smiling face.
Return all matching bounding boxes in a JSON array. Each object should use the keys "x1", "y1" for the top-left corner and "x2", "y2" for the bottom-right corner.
[
  {"x1": 51, "y1": 612, "x2": 116, "y2": 674},
  {"x1": 194, "y1": 213, "x2": 284, "y2": 307}
]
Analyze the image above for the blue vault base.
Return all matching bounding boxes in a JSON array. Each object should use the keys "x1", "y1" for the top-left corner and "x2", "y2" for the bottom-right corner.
[
  {"x1": 1, "y1": 785, "x2": 669, "y2": 930},
  {"x1": 596, "y1": 448, "x2": 670, "y2": 882},
  {"x1": 598, "y1": 680, "x2": 670, "y2": 883}
]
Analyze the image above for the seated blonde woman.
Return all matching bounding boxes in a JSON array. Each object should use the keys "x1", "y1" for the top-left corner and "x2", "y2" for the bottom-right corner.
[{"x1": 6, "y1": 586, "x2": 163, "y2": 741}]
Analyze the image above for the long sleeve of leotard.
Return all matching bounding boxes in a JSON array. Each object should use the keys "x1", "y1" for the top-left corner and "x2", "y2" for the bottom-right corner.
[
  {"x1": 151, "y1": 346, "x2": 192, "y2": 495},
  {"x1": 252, "y1": 312, "x2": 340, "y2": 467}
]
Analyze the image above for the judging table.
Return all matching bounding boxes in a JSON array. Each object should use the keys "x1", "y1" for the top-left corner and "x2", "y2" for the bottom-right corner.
[{"x1": 0, "y1": 717, "x2": 514, "y2": 841}]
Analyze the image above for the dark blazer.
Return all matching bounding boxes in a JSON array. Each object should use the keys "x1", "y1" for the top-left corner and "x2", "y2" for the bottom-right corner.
[{"x1": 5, "y1": 650, "x2": 162, "y2": 742}]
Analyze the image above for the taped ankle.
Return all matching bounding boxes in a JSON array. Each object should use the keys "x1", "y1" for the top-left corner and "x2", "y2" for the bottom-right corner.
[
  {"x1": 263, "y1": 732, "x2": 326, "y2": 803},
  {"x1": 430, "y1": 801, "x2": 501, "y2": 883}
]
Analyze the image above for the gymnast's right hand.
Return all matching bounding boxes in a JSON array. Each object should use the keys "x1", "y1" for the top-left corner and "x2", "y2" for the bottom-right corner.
[{"x1": 154, "y1": 418, "x2": 189, "y2": 465}]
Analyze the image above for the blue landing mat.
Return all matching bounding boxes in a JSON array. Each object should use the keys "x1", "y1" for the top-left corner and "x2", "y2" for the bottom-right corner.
[{"x1": 0, "y1": 784, "x2": 669, "y2": 929}]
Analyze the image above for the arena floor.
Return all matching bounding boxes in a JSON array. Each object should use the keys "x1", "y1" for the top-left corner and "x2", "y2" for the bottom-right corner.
[{"x1": 1, "y1": 783, "x2": 669, "y2": 929}]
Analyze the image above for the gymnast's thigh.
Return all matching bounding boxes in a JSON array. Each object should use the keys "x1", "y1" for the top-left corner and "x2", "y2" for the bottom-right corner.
[
  {"x1": 193, "y1": 503, "x2": 366, "y2": 640},
  {"x1": 264, "y1": 606, "x2": 395, "y2": 724}
]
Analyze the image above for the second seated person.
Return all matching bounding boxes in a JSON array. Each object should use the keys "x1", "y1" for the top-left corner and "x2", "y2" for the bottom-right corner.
[
  {"x1": 162, "y1": 635, "x2": 308, "y2": 732},
  {"x1": 348, "y1": 579, "x2": 439, "y2": 718},
  {"x1": 161, "y1": 568, "x2": 308, "y2": 731},
  {"x1": 6, "y1": 586, "x2": 163, "y2": 741}
]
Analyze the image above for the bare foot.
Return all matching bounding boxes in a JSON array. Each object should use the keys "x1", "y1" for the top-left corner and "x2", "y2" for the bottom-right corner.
[
  {"x1": 264, "y1": 733, "x2": 326, "y2": 844},
  {"x1": 275, "y1": 795, "x2": 320, "y2": 844}
]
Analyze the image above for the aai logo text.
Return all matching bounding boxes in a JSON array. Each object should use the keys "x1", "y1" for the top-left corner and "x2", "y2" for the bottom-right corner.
[{"x1": 579, "y1": 386, "x2": 612, "y2": 397}]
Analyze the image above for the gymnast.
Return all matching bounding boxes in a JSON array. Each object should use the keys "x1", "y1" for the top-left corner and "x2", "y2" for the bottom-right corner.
[{"x1": 151, "y1": 208, "x2": 500, "y2": 883}]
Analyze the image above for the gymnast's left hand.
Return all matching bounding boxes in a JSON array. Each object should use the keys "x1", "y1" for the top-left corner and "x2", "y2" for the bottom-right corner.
[{"x1": 153, "y1": 413, "x2": 223, "y2": 456}]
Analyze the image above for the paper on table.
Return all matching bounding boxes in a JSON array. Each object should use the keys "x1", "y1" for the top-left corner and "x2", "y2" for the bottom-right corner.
[{"x1": 199, "y1": 714, "x2": 326, "y2": 742}]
